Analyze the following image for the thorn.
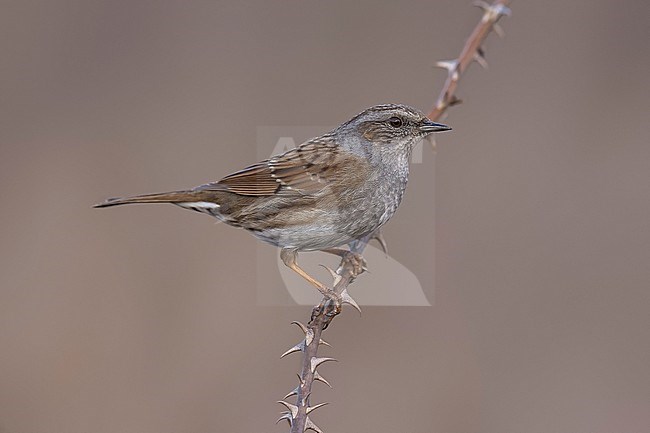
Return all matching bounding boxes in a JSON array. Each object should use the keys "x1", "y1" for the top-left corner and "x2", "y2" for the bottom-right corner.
[
  {"x1": 435, "y1": 59, "x2": 458, "y2": 72},
  {"x1": 318, "y1": 264, "x2": 343, "y2": 286},
  {"x1": 281, "y1": 340, "x2": 305, "y2": 358},
  {"x1": 306, "y1": 402, "x2": 329, "y2": 414},
  {"x1": 304, "y1": 416, "x2": 323, "y2": 433},
  {"x1": 313, "y1": 371, "x2": 333, "y2": 388},
  {"x1": 473, "y1": 0, "x2": 491, "y2": 12},
  {"x1": 435, "y1": 59, "x2": 460, "y2": 81},
  {"x1": 319, "y1": 264, "x2": 338, "y2": 280},
  {"x1": 448, "y1": 95, "x2": 462, "y2": 107},
  {"x1": 310, "y1": 357, "x2": 338, "y2": 374},
  {"x1": 291, "y1": 321, "x2": 314, "y2": 346},
  {"x1": 474, "y1": 47, "x2": 488, "y2": 69},
  {"x1": 277, "y1": 400, "x2": 299, "y2": 418},
  {"x1": 291, "y1": 321, "x2": 309, "y2": 335},
  {"x1": 297, "y1": 373, "x2": 305, "y2": 386},
  {"x1": 371, "y1": 230, "x2": 388, "y2": 257},
  {"x1": 493, "y1": 23, "x2": 505, "y2": 38},
  {"x1": 319, "y1": 338, "x2": 331, "y2": 348},
  {"x1": 284, "y1": 386, "x2": 299, "y2": 400},
  {"x1": 340, "y1": 289, "x2": 362, "y2": 315},
  {"x1": 276, "y1": 412, "x2": 293, "y2": 426}
]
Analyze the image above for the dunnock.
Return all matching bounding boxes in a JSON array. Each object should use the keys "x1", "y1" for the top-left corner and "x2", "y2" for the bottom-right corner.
[{"x1": 95, "y1": 104, "x2": 450, "y2": 296}]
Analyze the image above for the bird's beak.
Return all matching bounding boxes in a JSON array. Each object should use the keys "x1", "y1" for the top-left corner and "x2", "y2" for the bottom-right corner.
[{"x1": 419, "y1": 119, "x2": 452, "y2": 133}]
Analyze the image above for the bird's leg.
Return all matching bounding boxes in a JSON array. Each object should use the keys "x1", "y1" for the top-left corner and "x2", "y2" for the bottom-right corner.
[
  {"x1": 280, "y1": 248, "x2": 362, "y2": 326},
  {"x1": 280, "y1": 248, "x2": 333, "y2": 298},
  {"x1": 319, "y1": 248, "x2": 349, "y2": 258}
]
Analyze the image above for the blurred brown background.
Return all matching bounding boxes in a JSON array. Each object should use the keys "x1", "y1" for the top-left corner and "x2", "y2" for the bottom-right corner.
[{"x1": 1, "y1": 1, "x2": 649, "y2": 432}]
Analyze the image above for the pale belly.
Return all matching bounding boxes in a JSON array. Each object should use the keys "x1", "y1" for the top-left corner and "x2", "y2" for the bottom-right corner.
[{"x1": 247, "y1": 222, "x2": 373, "y2": 251}]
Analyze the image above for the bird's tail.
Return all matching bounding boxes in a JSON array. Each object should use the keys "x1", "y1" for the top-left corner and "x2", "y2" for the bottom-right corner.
[{"x1": 93, "y1": 191, "x2": 202, "y2": 208}]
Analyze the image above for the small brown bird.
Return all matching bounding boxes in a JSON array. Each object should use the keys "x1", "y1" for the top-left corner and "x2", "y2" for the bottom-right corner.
[{"x1": 95, "y1": 104, "x2": 450, "y2": 296}]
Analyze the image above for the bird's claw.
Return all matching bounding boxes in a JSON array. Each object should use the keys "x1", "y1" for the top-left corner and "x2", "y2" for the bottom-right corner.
[
  {"x1": 309, "y1": 284, "x2": 361, "y2": 327},
  {"x1": 311, "y1": 250, "x2": 365, "y2": 327},
  {"x1": 341, "y1": 251, "x2": 368, "y2": 277}
]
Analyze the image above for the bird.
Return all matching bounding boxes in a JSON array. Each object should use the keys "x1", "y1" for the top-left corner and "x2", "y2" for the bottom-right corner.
[{"x1": 94, "y1": 104, "x2": 450, "y2": 299}]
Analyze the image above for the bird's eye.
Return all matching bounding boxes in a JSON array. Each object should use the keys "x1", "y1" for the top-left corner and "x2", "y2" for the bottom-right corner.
[{"x1": 388, "y1": 117, "x2": 403, "y2": 128}]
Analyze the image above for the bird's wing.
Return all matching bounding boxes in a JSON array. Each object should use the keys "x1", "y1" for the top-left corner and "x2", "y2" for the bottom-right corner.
[{"x1": 196, "y1": 139, "x2": 353, "y2": 197}]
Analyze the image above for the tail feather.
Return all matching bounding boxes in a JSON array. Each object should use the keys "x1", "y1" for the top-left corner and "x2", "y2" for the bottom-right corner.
[{"x1": 93, "y1": 191, "x2": 202, "y2": 208}]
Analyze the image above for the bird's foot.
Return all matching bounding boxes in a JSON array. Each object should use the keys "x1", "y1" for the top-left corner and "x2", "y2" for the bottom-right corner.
[
  {"x1": 310, "y1": 263, "x2": 362, "y2": 328},
  {"x1": 311, "y1": 291, "x2": 360, "y2": 328},
  {"x1": 320, "y1": 249, "x2": 368, "y2": 276},
  {"x1": 343, "y1": 251, "x2": 368, "y2": 276}
]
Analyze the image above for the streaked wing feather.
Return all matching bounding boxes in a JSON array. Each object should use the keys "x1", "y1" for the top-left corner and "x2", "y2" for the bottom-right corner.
[
  {"x1": 198, "y1": 139, "x2": 341, "y2": 197},
  {"x1": 209, "y1": 163, "x2": 280, "y2": 195}
]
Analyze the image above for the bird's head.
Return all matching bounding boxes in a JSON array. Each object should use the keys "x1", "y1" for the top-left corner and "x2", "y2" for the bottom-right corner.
[{"x1": 341, "y1": 104, "x2": 451, "y2": 151}]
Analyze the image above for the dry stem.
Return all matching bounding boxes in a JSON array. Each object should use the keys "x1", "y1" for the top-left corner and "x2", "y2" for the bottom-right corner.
[{"x1": 279, "y1": 2, "x2": 511, "y2": 432}]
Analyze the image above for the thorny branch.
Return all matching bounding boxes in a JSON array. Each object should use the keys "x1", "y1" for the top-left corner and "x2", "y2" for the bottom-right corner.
[
  {"x1": 428, "y1": 0, "x2": 512, "y2": 121},
  {"x1": 278, "y1": 2, "x2": 511, "y2": 432}
]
